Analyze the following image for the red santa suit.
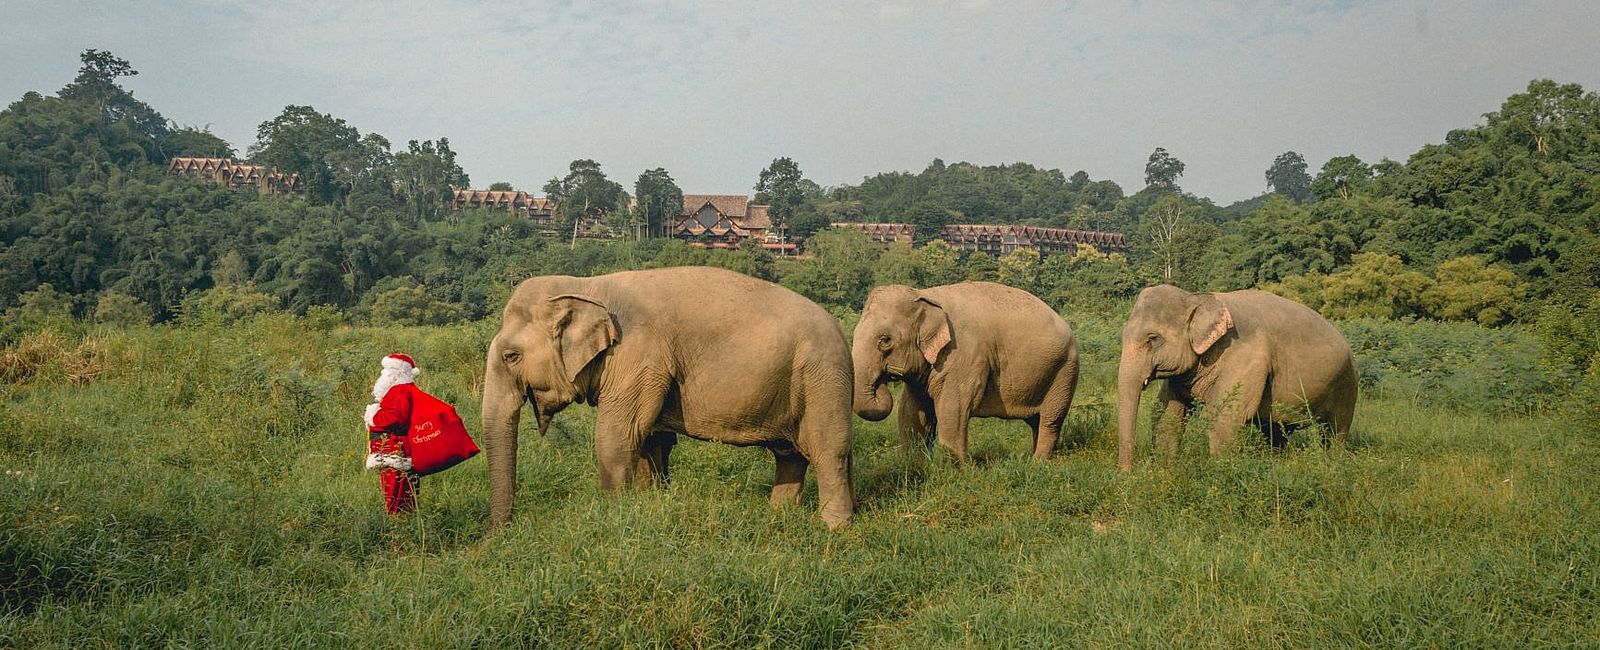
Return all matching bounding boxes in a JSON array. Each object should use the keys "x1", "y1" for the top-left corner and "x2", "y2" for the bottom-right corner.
[{"x1": 365, "y1": 354, "x2": 421, "y2": 514}]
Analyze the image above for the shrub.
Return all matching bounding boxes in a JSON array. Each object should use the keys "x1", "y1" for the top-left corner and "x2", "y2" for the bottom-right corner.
[
  {"x1": 1339, "y1": 318, "x2": 1562, "y2": 414},
  {"x1": 93, "y1": 291, "x2": 153, "y2": 327},
  {"x1": 177, "y1": 284, "x2": 282, "y2": 326},
  {"x1": 368, "y1": 285, "x2": 466, "y2": 326},
  {"x1": 1422, "y1": 256, "x2": 1527, "y2": 325}
]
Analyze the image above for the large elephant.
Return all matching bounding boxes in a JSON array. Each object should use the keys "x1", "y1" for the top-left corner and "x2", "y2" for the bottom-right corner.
[
  {"x1": 1116, "y1": 285, "x2": 1357, "y2": 471},
  {"x1": 482, "y1": 267, "x2": 855, "y2": 528},
  {"x1": 853, "y1": 282, "x2": 1080, "y2": 460}
]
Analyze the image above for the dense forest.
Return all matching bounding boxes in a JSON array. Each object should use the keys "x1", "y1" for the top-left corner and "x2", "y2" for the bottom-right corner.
[{"x1": 1, "y1": 51, "x2": 1597, "y2": 380}]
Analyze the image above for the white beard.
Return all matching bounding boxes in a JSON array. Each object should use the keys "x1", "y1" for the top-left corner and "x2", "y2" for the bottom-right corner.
[{"x1": 371, "y1": 367, "x2": 417, "y2": 400}]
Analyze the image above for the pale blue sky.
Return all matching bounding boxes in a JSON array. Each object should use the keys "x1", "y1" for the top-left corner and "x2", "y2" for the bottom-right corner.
[{"x1": 3, "y1": 0, "x2": 1597, "y2": 204}]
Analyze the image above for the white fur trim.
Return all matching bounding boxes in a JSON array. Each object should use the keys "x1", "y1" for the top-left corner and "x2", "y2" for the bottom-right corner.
[
  {"x1": 381, "y1": 356, "x2": 415, "y2": 372},
  {"x1": 363, "y1": 403, "x2": 381, "y2": 428},
  {"x1": 371, "y1": 367, "x2": 417, "y2": 400},
  {"x1": 366, "y1": 453, "x2": 412, "y2": 471}
]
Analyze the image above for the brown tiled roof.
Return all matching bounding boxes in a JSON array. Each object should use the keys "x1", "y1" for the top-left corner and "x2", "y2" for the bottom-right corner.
[
  {"x1": 681, "y1": 194, "x2": 750, "y2": 218},
  {"x1": 741, "y1": 204, "x2": 773, "y2": 230}
]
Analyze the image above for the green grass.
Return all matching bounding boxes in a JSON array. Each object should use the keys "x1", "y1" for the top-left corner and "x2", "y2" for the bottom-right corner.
[{"x1": 2, "y1": 316, "x2": 1597, "y2": 648}]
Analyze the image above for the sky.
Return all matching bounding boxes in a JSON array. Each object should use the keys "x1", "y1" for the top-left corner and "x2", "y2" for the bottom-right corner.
[{"x1": 3, "y1": 0, "x2": 1598, "y2": 205}]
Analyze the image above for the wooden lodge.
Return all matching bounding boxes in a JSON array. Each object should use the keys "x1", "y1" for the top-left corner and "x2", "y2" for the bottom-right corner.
[
  {"x1": 831, "y1": 222, "x2": 1126, "y2": 257},
  {"x1": 166, "y1": 157, "x2": 303, "y2": 196},
  {"x1": 450, "y1": 189, "x2": 555, "y2": 225},
  {"x1": 673, "y1": 195, "x2": 796, "y2": 254}
]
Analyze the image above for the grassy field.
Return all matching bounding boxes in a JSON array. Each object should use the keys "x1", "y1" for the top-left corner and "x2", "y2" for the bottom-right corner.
[{"x1": 2, "y1": 315, "x2": 1597, "y2": 648}]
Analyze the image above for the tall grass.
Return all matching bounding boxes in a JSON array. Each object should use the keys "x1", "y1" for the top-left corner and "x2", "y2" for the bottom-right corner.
[{"x1": 1, "y1": 315, "x2": 1596, "y2": 647}]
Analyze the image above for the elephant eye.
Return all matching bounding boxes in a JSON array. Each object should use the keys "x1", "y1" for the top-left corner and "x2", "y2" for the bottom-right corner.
[
  {"x1": 1146, "y1": 333, "x2": 1161, "y2": 345},
  {"x1": 502, "y1": 350, "x2": 522, "y2": 364},
  {"x1": 877, "y1": 335, "x2": 892, "y2": 350}
]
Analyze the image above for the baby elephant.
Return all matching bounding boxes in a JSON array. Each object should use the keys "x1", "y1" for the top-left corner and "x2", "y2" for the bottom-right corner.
[
  {"x1": 853, "y1": 282, "x2": 1080, "y2": 460},
  {"x1": 1117, "y1": 285, "x2": 1357, "y2": 471}
]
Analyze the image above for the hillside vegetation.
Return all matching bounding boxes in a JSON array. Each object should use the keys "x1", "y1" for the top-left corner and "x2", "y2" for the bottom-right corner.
[{"x1": 2, "y1": 316, "x2": 1596, "y2": 647}]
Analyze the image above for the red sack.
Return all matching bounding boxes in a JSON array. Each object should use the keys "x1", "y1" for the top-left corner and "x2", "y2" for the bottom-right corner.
[{"x1": 404, "y1": 390, "x2": 480, "y2": 476}]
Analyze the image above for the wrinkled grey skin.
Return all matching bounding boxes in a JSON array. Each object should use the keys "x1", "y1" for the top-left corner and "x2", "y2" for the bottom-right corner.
[
  {"x1": 482, "y1": 267, "x2": 855, "y2": 529},
  {"x1": 1116, "y1": 285, "x2": 1358, "y2": 471},
  {"x1": 853, "y1": 282, "x2": 1080, "y2": 460}
]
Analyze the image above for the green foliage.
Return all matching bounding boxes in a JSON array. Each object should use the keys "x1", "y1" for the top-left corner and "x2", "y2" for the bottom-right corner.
[
  {"x1": 1, "y1": 283, "x2": 78, "y2": 342},
  {"x1": 393, "y1": 138, "x2": 468, "y2": 220},
  {"x1": 1038, "y1": 246, "x2": 1143, "y2": 315},
  {"x1": 754, "y1": 156, "x2": 816, "y2": 227},
  {"x1": 176, "y1": 284, "x2": 281, "y2": 326},
  {"x1": 831, "y1": 159, "x2": 1123, "y2": 230},
  {"x1": 780, "y1": 228, "x2": 877, "y2": 309},
  {"x1": 92, "y1": 290, "x2": 152, "y2": 327},
  {"x1": 1265, "y1": 150, "x2": 1312, "y2": 202},
  {"x1": 1311, "y1": 155, "x2": 1372, "y2": 200},
  {"x1": 1143, "y1": 146, "x2": 1185, "y2": 191},
  {"x1": 633, "y1": 168, "x2": 682, "y2": 238},
  {"x1": 995, "y1": 248, "x2": 1039, "y2": 294},
  {"x1": 1421, "y1": 256, "x2": 1527, "y2": 325},
  {"x1": 368, "y1": 285, "x2": 466, "y2": 326},
  {"x1": 544, "y1": 159, "x2": 625, "y2": 226},
  {"x1": 250, "y1": 105, "x2": 372, "y2": 204},
  {"x1": 1270, "y1": 254, "x2": 1529, "y2": 326},
  {"x1": 1274, "y1": 253, "x2": 1431, "y2": 320},
  {"x1": 1338, "y1": 318, "x2": 1564, "y2": 414}
]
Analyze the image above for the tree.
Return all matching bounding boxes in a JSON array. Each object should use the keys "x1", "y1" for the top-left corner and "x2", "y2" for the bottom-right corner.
[
  {"x1": 1311, "y1": 155, "x2": 1371, "y2": 200},
  {"x1": 1147, "y1": 203, "x2": 1183, "y2": 282},
  {"x1": 393, "y1": 138, "x2": 468, "y2": 220},
  {"x1": 633, "y1": 168, "x2": 683, "y2": 238},
  {"x1": 1265, "y1": 151, "x2": 1313, "y2": 202},
  {"x1": 249, "y1": 106, "x2": 366, "y2": 204},
  {"x1": 1144, "y1": 147, "x2": 1185, "y2": 191},
  {"x1": 57, "y1": 49, "x2": 162, "y2": 135},
  {"x1": 754, "y1": 157, "x2": 812, "y2": 228},
  {"x1": 1484, "y1": 79, "x2": 1597, "y2": 157},
  {"x1": 544, "y1": 159, "x2": 625, "y2": 244},
  {"x1": 1314, "y1": 253, "x2": 1431, "y2": 320},
  {"x1": 93, "y1": 290, "x2": 152, "y2": 327},
  {"x1": 1422, "y1": 256, "x2": 1526, "y2": 325},
  {"x1": 996, "y1": 249, "x2": 1039, "y2": 294},
  {"x1": 778, "y1": 228, "x2": 878, "y2": 308}
]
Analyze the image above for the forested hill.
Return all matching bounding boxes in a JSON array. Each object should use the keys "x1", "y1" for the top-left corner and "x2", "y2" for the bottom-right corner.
[{"x1": 1, "y1": 51, "x2": 1598, "y2": 333}]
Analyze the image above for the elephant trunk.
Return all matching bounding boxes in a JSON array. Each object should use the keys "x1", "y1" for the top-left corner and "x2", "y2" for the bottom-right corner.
[
  {"x1": 852, "y1": 346, "x2": 894, "y2": 422},
  {"x1": 482, "y1": 355, "x2": 525, "y2": 529},
  {"x1": 1117, "y1": 345, "x2": 1146, "y2": 472}
]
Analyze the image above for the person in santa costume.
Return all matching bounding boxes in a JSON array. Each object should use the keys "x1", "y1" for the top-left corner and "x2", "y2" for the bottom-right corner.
[{"x1": 364, "y1": 353, "x2": 422, "y2": 514}]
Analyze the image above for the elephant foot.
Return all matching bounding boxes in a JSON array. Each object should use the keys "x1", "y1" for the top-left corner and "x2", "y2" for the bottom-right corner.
[{"x1": 821, "y1": 510, "x2": 853, "y2": 530}]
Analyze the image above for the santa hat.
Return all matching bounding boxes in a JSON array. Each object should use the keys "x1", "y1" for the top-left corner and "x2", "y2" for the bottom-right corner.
[{"x1": 381, "y1": 353, "x2": 417, "y2": 372}]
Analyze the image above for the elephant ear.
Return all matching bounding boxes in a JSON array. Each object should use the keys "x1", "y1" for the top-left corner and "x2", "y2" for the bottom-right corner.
[
  {"x1": 547, "y1": 294, "x2": 617, "y2": 382},
  {"x1": 1187, "y1": 293, "x2": 1233, "y2": 355},
  {"x1": 915, "y1": 296, "x2": 952, "y2": 365}
]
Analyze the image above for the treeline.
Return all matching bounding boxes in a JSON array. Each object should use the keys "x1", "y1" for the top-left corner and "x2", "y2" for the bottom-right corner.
[{"x1": 1, "y1": 53, "x2": 1598, "y2": 361}]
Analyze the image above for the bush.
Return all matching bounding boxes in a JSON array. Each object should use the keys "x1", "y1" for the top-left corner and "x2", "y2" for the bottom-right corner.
[
  {"x1": 177, "y1": 284, "x2": 282, "y2": 326},
  {"x1": 93, "y1": 291, "x2": 153, "y2": 327},
  {"x1": 1339, "y1": 318, "x2": 1562, "y2": 414},
  {"x1": 368, "y1": 285, "x2": 466, "y2": 326}
]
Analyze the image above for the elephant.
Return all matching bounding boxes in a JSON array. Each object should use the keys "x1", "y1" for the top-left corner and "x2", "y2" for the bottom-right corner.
[
  {"x1": 853, "y1": 282, "x2": 1080, "y2": 460},
  {"x1": 1116, "y1": 284, "x2": 1357, "y2": 471},
  {"x1": 482, "y1": 266, "x2": 856, "y2": 529}
]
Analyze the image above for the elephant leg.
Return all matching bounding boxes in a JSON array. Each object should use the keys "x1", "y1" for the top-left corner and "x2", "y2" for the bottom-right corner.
[
  {"x1": 1202, "y1": 369, "x2": 1266, "y2": 457},
  {"x1": 1154, "y1": 382, "x2": 1188, "y2": 461},
  {"x1": 632, "y1": 431, "x2": 676, "y2": 489},
  {"x1": 796, "y1": 403, "x2": 854, "y2": 529},
  {"x1": 933, "y1": 396, "x2": 973, "y2": 462},
  {"x1": 595, "y1": 379, "x2": 669, "y2": 492},
  {"x1": 897, "y1": 384, "x2": 936, "y2": 454},
  {"x1": 1031, "y1": 358, "x2": 1080, "y2": 459},
  {"x1": 770, "y1": 445, "x2": 808, "y2": 506}
]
